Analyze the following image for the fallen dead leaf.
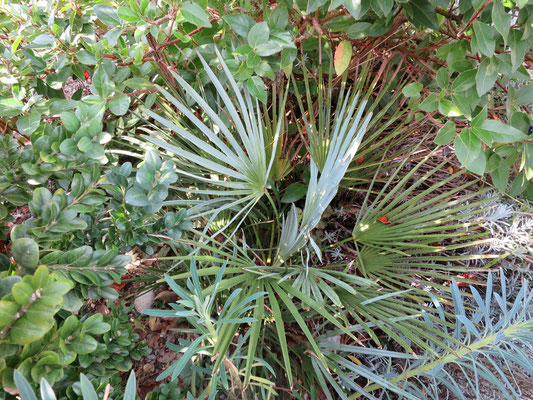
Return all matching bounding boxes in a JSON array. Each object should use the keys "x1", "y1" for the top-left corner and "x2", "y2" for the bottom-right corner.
[
  {"x1": 148, "y1": 316, "x2": 162, "y2": 331},
  {"x1": 155, "y1": 290, "x2": 178, "y2": 303}
]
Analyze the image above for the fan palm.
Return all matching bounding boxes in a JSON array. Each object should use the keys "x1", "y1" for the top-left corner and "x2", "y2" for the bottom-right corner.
[{"x1": 133, "y1": 48, "x2": 528, "y2": 399}]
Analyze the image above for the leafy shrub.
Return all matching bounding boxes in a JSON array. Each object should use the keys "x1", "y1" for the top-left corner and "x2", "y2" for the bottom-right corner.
[
  {"x1": 2, "y1": 0, "x2": 531, "y2": 191},
  {"x1": 0, "y1": 265, "x2": 73, "y2": 389},
  {"x1": 76, "y1": 303, "x2": 149, "y2": 374},
  {"x1": 145, "y1": 380, "x2": 182, "y2": 400}
]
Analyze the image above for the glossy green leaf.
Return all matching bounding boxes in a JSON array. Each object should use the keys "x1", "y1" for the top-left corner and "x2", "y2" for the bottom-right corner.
[
  {"x1": 402, "y1": 82, "x2": 422, "y2": 98},
  {"x1": 471, "y1": 106, "x2": 487, "y2": 128},
  {"x1": 117, "y1": 6, "x2": 140, "y2": 22},
  {"x1": 125, "y1": 187, "x2": 149, "y2": 207},
  {"x1": 246, "y1": 52, "x2": 260, "y2": 68},
  {"x1": 11, "y1": 238, "x2": 39, "y2": 270},
  {"x1": 247, "y1": 76, "x2": 267, "y2": 103},
  {"x1": 307, "y1": 0, "x2": 328, "y2": 13},
  {"x1": 16, "y1": 113, "x2": 41, "y2": 136},
  {"x1": 93, "y1": 5, "x2": 120, "y2": 26},
  {"x1": 489, "y1": 155, "x2": 510, "y2": 192},
  {"x1": 509, "y1": 30, "x2": 526, "y2": 71},
  {"x1": 77, "y1": 136, "x2": 92, "y2": 153},
  {"x1": 281, "y1": 183, "x2": 307, "y2": 203},
  {"x1": 434, "y1": 121, "x2": 456, "y2": 145},
  {"x1": 510, "y1": 111, "x2": 530, "y2": 131},
  {"x1": 92, "y1": 66, "x2": 111, "y2": 99},
  {"x1": 451, "y1": 69, "x2": 476, "y2": 92},
  {"x1": 514, "y1": 84, "x2": 533, "y2": 105},
  {"x1": 72, "y1": 334, "x2": 98, "y2": 354},
  {"x1": 436, "y1": 67, "x2": 449, "y2": 89},
  {"x1": 344, "y1": 0, "x2": 371, "y2": 20},
  {"x1": 403, "y1": 0, "x2": 439, "y2": 30},
  {"x1": 451, "y1": 90, "x2": 476, "y2": 120},
  {"x1": 59, "y1": 139, "x2": 77, "y2": 156},
  {"x1": 0, "y1": 97, "x2": 23, "y2": 117},
  {"x1": 181, "y1": 2, "x2": 211, "y2": 27},
  {"x1": 144, "y1": 149, "x2": 162, "y2": 173},
  {"x1": 473, "y1": 21, "x2": 495, "y2": 57},
  {"x1": 76, "y1": 50, "x2": 97, "y2": 65},
  {"x1": 12, "y1": 281, "x2": 34, "y2": 305},
  {"x1": 109, "y1": 93, "x2": 131, "y2": 115},
  {"x1": 248, "y1": 22, "x2": 269, "y2": 47},
  {"x1": 374, "y1": 0, "x2": 394, "y2": 16},
  {"x1": 492, "y1": 0, "x2": 511, "y2": 43},
  {"x1": 10, "y1": 317, "x2": 53, "y2": 344},
  {"x1": 59, "y1": 315, "x2": 80, "y2": 338},
  {"x1": 281, "y1": 48, "x2": 297, "y2": 69},
  {"x1": 438, "y1": 99, "x2": 461, "y2": 117},
  {"x1": 60, "y1": 112, "x2": 80, "y2": 132},
  {"x1": 419, "y1": 93, "x2": 438, "y2": 112},
  {"x1": 474, "y1": 120, "x2": 528, "y2": 145},
  {"x1": 454, "y1": 128, "x2": 486, "y2": 174},
  {"x1": 256, "y1": 43, "x2": 282, "y2": 56},
  {"x1": 268, "y1": 4, "x2": 288, "y2": 29},
  {"x1": 222, "y1": 14, "x2": 255, "y2": 37},
  {"x1": 476, "y1": 58, "x2": 498, "y2": 96},
  {"x1": 510, "y1": 171, "x2": 528, "y2": 195}
]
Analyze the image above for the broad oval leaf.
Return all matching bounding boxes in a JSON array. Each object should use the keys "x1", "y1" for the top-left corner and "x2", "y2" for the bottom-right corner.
[
  {"x1": 476, "y1": 58, "x2": 498, "y2": 96},
  {"x1": 334, "y1": 41, "x2": 352, "y2": 76},
  {"x1": 473, "y1": 21, "x2": 496, "y2": 57},
  {"x1": 181, "y1": 2, "x2": 211, "y2": 27},
  {"x1": 434, "y1": 121, "x2": 456, "y2": 145},
  {"x1": 93, "y1": 4, "x2": 120, "y2": 26},
  {"x1": 514, "y1": 84, "x2": 533, "y2": 106},
  {"x1": 125, "y1": 187, "x2": 149, "y2": 207},
  {"x1": 281, "y1": 183, "x2": 307, "y2": 203},
  {"x1": 451, "y1": 69, "x2": 476, "y2": 92},
  {"x1": 117, "y1": 6, "x2": 140, "y2": 22},
  {"x1": 454, "y1": 129, "x2": 486, "y2": 175},
  {"x1": 402, "y1": 82, "x2": 423, "y2": 98},
  {"x1": 109, "y1": 93, "x2": 131, "y2": 116},
  {"x1": 248, "y1": 22, "x2": 269, "y2": 47},
  {"x1": 475, "y1": 120, "x2": 528, "y2": 144},
  {"x1": 16, "y1": 113, "x2": 41, "y2": 136},
  {"x1": 247, "y1": 76, "x2": 267, "y2": 103}
]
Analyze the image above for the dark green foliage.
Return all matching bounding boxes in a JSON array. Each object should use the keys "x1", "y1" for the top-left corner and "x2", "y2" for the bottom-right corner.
[{"x1": 77, "y1": 303, "x2": 149, "y2": 374}]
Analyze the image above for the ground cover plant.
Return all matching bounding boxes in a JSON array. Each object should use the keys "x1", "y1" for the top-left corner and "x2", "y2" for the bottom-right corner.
[{"x1": 0, "y1": 0, "x2": 532, "y2": 399}]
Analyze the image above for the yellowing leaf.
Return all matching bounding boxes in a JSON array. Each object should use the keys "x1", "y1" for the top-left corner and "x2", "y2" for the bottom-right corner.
[{"x1": 334, "y1": 41, "x2": 352, "y2": 76}]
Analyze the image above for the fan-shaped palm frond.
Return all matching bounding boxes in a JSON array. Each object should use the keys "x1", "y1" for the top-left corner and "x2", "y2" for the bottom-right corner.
[
  {"x1": 140, "y1": 48, "x2": 288, "y2": 236},
  {"x1": 351, "y1": 154, "x2": 499, "y2": 296}
]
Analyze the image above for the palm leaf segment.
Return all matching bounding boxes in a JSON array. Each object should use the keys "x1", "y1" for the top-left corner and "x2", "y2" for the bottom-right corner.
[
  {"x1": 276, "y1": 90, "x2": 372, "y2": 264},
  {"x1": 312, "y1": 273, "x2": 533, "y2": 400}
]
